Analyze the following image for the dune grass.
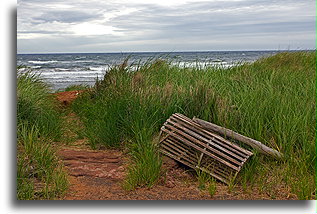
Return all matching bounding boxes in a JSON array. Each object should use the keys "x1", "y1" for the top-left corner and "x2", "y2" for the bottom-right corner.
[
  {"x1": 17, "y1": 70, "x2": 62, "y2": 141},
  {"x1": 72, "y1": 51, "x2": 315, "y2": 198},
  {"x1": 17, "y1": 70, "x2": 68, "y2": 199}
]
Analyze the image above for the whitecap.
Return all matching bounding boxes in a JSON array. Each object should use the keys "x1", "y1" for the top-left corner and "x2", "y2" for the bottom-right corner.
[
  {"x1": 75, "y1": 56, "x2": 87, "y2": 60},
  {"x1": 55, "y1": 68, "x2": 71, "y2": 71},
  {"x1": 88, "y1": 66, "x2": 108, "y2": 71},
  {"x1": 28, "y1": 60, "x2": 58, "y2": 64},
  {"x1": 17, "y1": 67, "x2": 26, "y2": 71},
  {"x1": 30, "y1": 66, "x2": 42, "y2": 69}
]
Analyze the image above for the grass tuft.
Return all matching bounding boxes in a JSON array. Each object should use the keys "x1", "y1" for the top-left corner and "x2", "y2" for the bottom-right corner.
[
  {"x1": 17, "y1": 70, "x2": 62, "y2": 141},
  {"x1": 17, "y1": 69, "x2": 68, "y2": 199}
]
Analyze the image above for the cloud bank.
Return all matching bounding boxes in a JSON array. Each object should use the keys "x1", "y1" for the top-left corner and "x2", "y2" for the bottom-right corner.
[{"x1": 17, "y1": 0, "x2": 316, "y2": 53}]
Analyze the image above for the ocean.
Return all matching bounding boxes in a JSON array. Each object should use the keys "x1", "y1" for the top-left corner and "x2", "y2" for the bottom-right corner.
[{"x1": 17, "y1": 51, "x2": 278, "y2": 91}]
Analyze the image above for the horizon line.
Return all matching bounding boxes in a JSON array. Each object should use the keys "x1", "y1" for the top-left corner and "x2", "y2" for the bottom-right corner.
[{"x1": 16, "y1": 49, "x2": 315, "y2": 55}]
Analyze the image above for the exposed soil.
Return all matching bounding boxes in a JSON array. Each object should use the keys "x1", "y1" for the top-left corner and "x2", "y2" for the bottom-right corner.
[
  {"x1": 53, "y1": 91, "x2": 297, "y2": 200},
  {"x1": 57, "y1": 141, "x2": 213, "y2": 200},
  {"x1": 53, "y1": 90, "x2": 85, "y2": 106}
]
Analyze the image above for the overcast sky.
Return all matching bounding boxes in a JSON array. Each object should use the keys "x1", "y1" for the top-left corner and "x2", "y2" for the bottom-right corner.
[{"x1": 17, "y1": 0, "x2": 315, "y2": 53}]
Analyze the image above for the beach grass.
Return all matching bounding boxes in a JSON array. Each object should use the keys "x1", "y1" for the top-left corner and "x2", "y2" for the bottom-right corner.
[
  {"x1": 72, "y1": 51, "x2": 315, "y2": 198},
  {"x1": 17, "y1": 70, "x2": 62, "y2": 141},
  {"x1": 17, "y1": 70, "x2": 68, "y2": 199}
]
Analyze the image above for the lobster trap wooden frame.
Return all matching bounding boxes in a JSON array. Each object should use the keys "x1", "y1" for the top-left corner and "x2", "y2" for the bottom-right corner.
[{"x1": 159, "y1": 113, "x2": 253, "y2": 184}]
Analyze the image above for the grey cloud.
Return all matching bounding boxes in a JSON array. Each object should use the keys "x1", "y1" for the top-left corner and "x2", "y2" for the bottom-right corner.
[
  {"x1": 109, "y1": 1, "x2": 315, "y2": 40},
  {"x1": 18, "y1": 30, "x2": 73, "y2": 35},
  {"x1": 33, "y1": 10, "x2": 102, "y2": 23},
  {"x1": 17, "y1": 0, "x2": 316, "y2": 53}
]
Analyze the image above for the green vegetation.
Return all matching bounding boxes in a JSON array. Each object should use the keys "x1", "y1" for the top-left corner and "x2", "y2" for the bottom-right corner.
[
  {"x1": 196, "y1": 169, "x2": 211, "y2": 190},
  {"x1": 72, "y1": 51, "x2": 315, "y2": 199},
  {"x1": 208, "y1": 179, "x2": 217, "y2": 197},
  {"x1": 17, "y1": 70, "x2": 68, "y2": 199},
  {"x1": 17, "y1": 71, "x2": 62, "y2": 140}
]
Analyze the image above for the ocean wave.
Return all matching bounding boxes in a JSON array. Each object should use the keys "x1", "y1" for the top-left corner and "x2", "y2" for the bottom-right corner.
[
  {"x1": 40, "y1": 71, "x2": 105, "y2": 76},
  {"x1": 75, "y1": 56, "x2": 87, "y2": 60},
  {"x1": 17, "y1": 67, "x2": 27, "y2": 72},
  {"x1": 43, "y1": 75, "x2": 98, "y2": 80},
  {"x1": 211, "y1": 59, "x2": 223, "y2": 62},
  {"x1": 55, "y1": 68, "x2": 71, "y2": 71},
  {"x1": 72, "y1": 60, "x2": 94, "y2": 63},
  {"x1": 168, "y1": 61, "x2": 237, "y2": 69},
  {"x1": 88, "y1": 66, "x2": 109, "y2": 71},
  {"x1": 28, "y1": 60, "x2": 58, "y2": 64},
  {"x1": 50, "y1": 79, "x2": 98, "y2": 83},
  {"x1": 31, "y1": 66, "x2": 42, "y2": 69}
]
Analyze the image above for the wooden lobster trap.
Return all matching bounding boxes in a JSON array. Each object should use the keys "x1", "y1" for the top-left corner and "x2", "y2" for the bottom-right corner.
[{"x1": 159, "y1": 113, "x2": 253, "y2": 184}]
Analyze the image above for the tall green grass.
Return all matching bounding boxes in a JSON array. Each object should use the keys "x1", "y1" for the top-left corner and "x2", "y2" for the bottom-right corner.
[
  {"x1": 17, "y1": 70, "x2": 62, "y2": 141},
  {"x1": 72, "y1": 51, "x2": 315, "y2": 198},
  {"x1": 17, "y1": 70, "x2": 68, "y2": 199},
  {"x1": 17, "y1": 124, "x2": 68, "y2": 199}
]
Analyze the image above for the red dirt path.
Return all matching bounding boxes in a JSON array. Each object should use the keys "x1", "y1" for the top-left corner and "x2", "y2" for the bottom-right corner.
[
  {"x1": 53, "y1": 90, "x2": 85, "y2": 106},
  {"x1": 57, "y1": 144, "x2": 213, "y2": 200}
]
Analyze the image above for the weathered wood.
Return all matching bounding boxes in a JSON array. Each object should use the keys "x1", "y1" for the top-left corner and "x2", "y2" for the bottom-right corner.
[
  {"x1": 161, "y1": 126, "x2": 240, "y2": 171},
  {"x1": 168, "y1": 117, "x2": 247, "y2": 162},
  {"x1": 162, "y1": 138, "x2": 197, "y2": 163},
  {"x1": 192, "y1": 117, "x2": 284, "y2": 160},
  {"x1": 159, "y1": 113, "x2": 253, "y2": 184},
  {"x1": 165, "y1": 119, "x2": 245, "y2": 164},
  {"x1": 173, "y1": 113, "x2": 253, "y2": 156},
  {"x1": 160, "y1": 144, "x2": 195, "y2": 164}
]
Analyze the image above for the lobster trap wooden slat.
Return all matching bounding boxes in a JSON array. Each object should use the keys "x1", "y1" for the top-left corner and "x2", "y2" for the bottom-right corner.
[
  {"x1": 172, "y1": 113, "x2": 253, "y2": 156},
  {"x1": 159, "y1": 113, "x2": 253, "y2": 184},
  {"x1": 166, "y1": 119, "x2": 245, "y2": 165}
]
